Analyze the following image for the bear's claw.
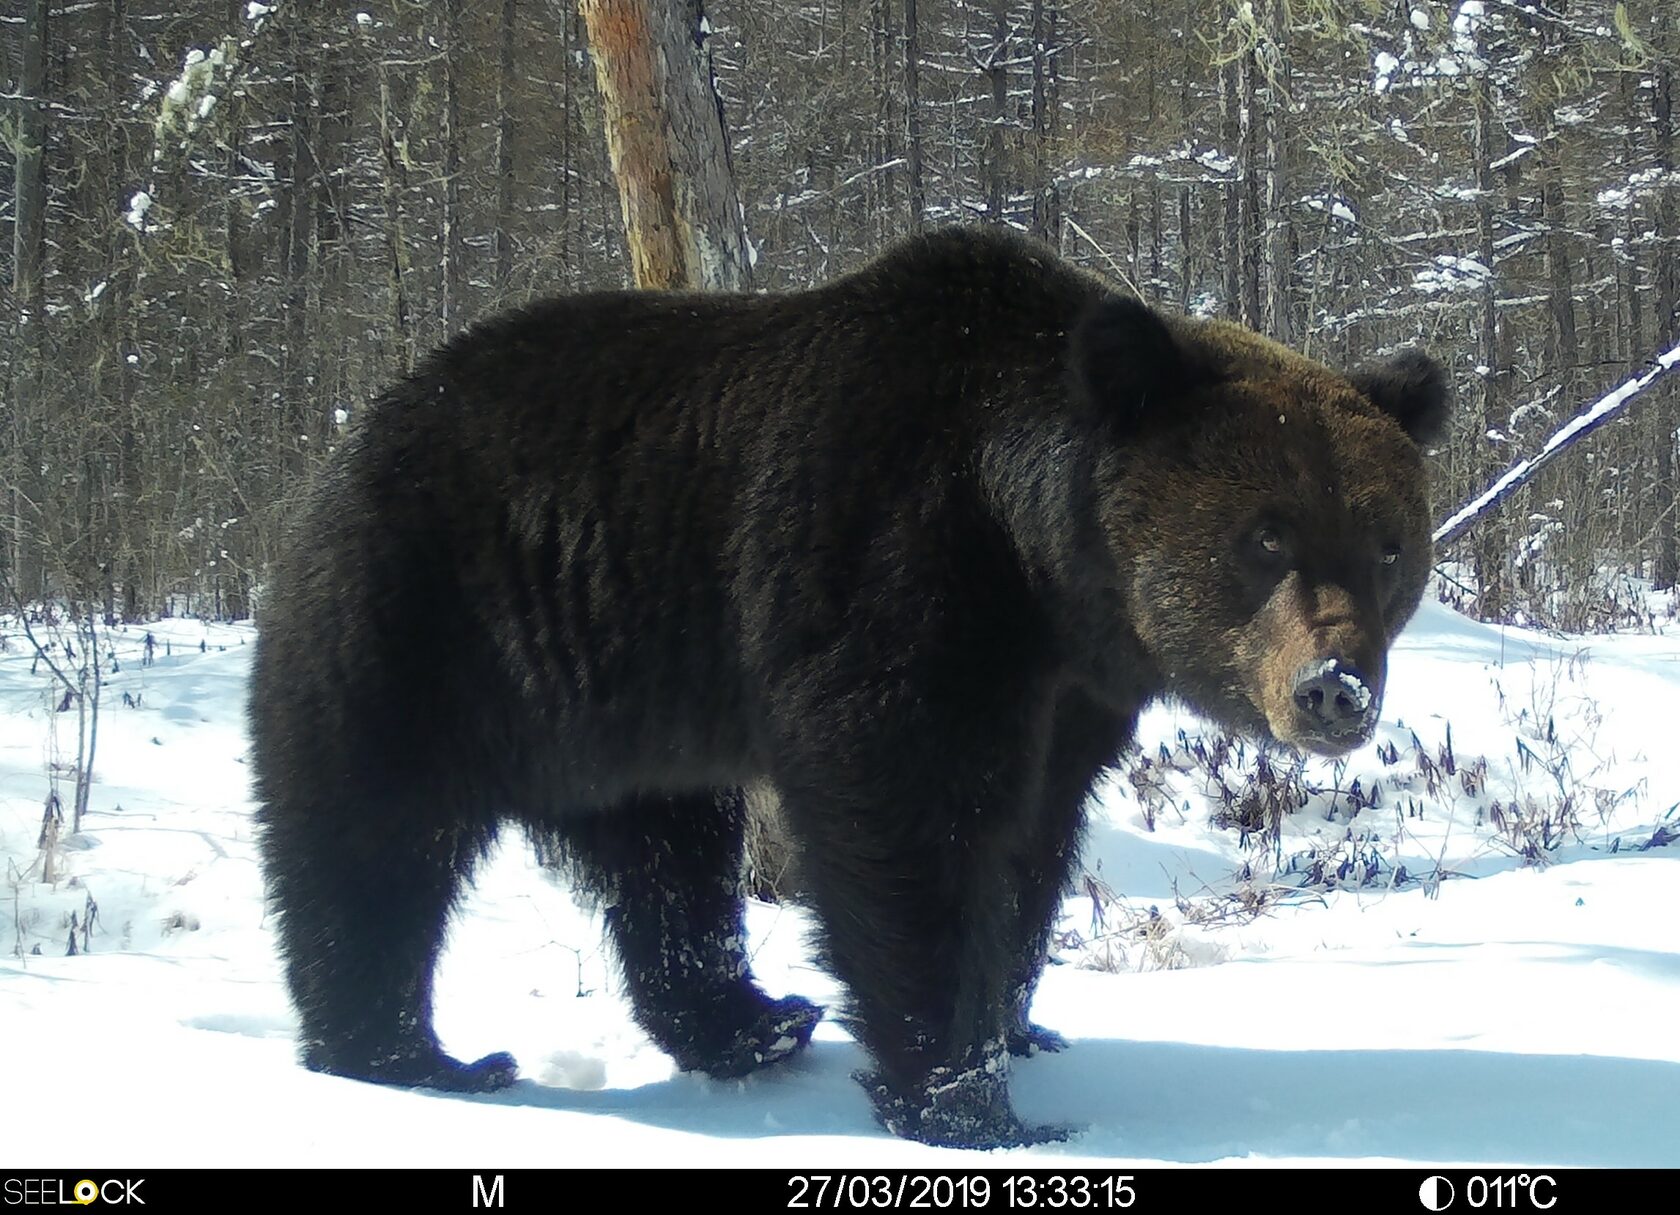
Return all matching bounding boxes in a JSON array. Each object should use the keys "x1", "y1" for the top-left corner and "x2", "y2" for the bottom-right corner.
[
  {"x1": 1007, "y1": 1021, "x2": 1068, "y2": 1057},
  {"x1": 703, "y1": 994, "x2": 823, "y2": 1079},
  {"x1": 859, "y1": 1056, "x2": 1079, "y2": 1149},
  {"x1": 305, "y1": 1043, "x2": 520, "y2": 1093}
]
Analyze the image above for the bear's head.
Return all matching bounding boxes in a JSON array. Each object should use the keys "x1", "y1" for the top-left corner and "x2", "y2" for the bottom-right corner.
[{"x1": 1070, "y1": 295, "x2": 1449, "y2": 757}]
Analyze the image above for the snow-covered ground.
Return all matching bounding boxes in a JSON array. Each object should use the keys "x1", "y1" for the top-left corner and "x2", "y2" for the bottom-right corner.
[{"x1": 2, "y1": 600, "x2": 1677, "y2": 1167}]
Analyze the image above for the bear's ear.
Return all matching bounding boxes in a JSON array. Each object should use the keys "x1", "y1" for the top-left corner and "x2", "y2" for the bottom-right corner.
[
  {"x1": 1067, "y1": 295, "x2": 1200, "y2": 428},
  {"x1": 1350, "y1": 349, "x2": 1451, "y2": 446}
]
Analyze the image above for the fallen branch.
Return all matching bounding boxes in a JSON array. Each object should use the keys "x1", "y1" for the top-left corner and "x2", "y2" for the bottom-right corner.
[{"x1": 1433, "y1": 338, "x2": 1680, "y2": 549}]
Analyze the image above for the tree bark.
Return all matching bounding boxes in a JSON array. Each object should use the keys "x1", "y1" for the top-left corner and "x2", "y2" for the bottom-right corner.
[
  {"x1": 985, "y1": 0, "x2": 1009, "y2": 225},
  {"x1": 1260, "y1": 0, "x2": 1290, "y2": 344},
  {"x1": 1654, "y1": 55, "x2": 1679, "y2": 588},
  {"x1": 1029, "y1": 0, "x2": 1050, "y2": 241},
  {"x1": 441, "y1": 0, "x2": 465, "y2": 331},
  {"x1": 1472, "y1": 69, "x2": 1509, "y2": 616},
  {"x1": 1219, "y1": 56, "x2": 1241, "y2": 318},
  {"x1": 8, "y1": 0, "x2": 50, "y2": 599},
  {"x1": 1237, "y1": 36, "x2": 1262, "y2": 329},
  {"x1": 578, "y1": 0, "x2": 752, "y2": 291},
  {"x1": 904, "y1": 0, "x2": 924, "y2": 231},
  {"x1": 495, "y1": 0, "x2": 520, "y2": 295},
  {"x1": 376, "y1": 63, "x2": 414, "y2": 371},
  {"x1": 12, "y1": 0, "x2": 49, "y2": 311},
  {"x1": 1542, "y1": 150, "x2": 1579, "y2": 383},
  {"x1": 277, "y1": 8, "x2": 315, "y2": 454}
]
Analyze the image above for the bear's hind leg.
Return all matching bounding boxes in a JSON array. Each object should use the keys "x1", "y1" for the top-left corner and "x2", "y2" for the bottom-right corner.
[
  {"x1": 558, "y1": 788, "x2": 821, "y2": 1078},
  {"x1": 260, "y1": 804, "x2": 514, "y2": 1092}
]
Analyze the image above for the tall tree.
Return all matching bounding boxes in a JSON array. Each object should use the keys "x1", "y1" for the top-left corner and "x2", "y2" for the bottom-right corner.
[
  {"x1": 1260, "y1": 0, "x2": 1290, "y2": 344},
  {"x1": 904, "y1": 0, "x2": 925, "y2": 230},
  {"x1": 984, "y1": 0, "x2": 1009, "y2": 225},
  {"x1": 495, "y1": 0, "x2": 521, "y2": 295},
  {"x1": 578, "y1": 0, "x2": 752, "y2": 290},
  {"x1": 7, "y1": 0, "x2": 50, "y2": 596},
  {"x1": 441, "y1": 0, "x2": 466, "y2": 332},
  {"x1": 11, "y1": 0, "x2": 49, "y2": 311},
  {"x1": 1654, "y1": 44, "x2": 1679, "y2": 588}
]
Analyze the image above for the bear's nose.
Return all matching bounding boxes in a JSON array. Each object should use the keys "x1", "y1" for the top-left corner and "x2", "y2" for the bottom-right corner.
[{"x1": 1292, "y1": 661, "x2": 1375, "y2": 738}]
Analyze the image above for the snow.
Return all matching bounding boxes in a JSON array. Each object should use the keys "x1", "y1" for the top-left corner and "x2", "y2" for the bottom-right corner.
[
  {"x1": 1450, "y1": 0, "x2": 1488, "y2": 70},
  {"x1": 3, "y1": 603, "x2": 1678, "y2": 1166},
  {"x1": 1195, "y1": 148, "x2": 1235, "y2": 175},
  {"x1": 153, "y1": 43, "x2": 232, "y2": 146},
  {"x1": 1373, "y1": 51, "x2": 1400, "y2": 94},
  {"x1": 1412, "y1": 253, "x2": 1491, "y2": 295},
  {"x1": 1302, "y1": 195, "x2": 1357, "y2": 224},
  {"x1": 1335, "y1": 668, "x2": 1372, "y2": 710},
  {"x1": 124, "y1": 191, "x2": 152, "y2": 231}
]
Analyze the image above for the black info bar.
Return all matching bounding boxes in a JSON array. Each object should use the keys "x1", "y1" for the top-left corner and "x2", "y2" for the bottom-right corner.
[{"x1": 0, "y1": 1168, "x2": 1612, "y2": 1212}]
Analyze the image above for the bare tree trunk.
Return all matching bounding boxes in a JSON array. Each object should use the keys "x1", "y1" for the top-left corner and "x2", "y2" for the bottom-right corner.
[
  {"x1": 561, "y1": 1, "x2": 576, "y2": 272},
  {"x1": 7, "y1": 0, "x2": 50, "y2": 600},
  {"x1": 1542, "y1": 151, "x2": 1579, "y2": 383},
  {"x1": 1260, "y1": 0, "x2": 1290, "y2": 344},
  {"x1": 12, "y1": 0, "x2": 49, "y2": 311},
  {"x1": 1472, "y1": 70, "x2": 1509, "y2": 616},
  {"x1": 1619, "y1": 61, "x2": 1646, "y2": 559},
  {"x1": 1219, "y1": 56, "x2": 1241, "y2": 318},
  {"x1": 985, "y1": 0, "x2": 1008, "y2": 225},
  {"x1": 72, "y1": 604, "x2": 102, "y2": 833},
  {"x1": 578, "y1": 0, "x2": 752, "y2": 291},
  {"x1": 1654, "y1": 55, "x2": 1680, "y2": 588},
  {"x1": 314, "y1": 22, "x2": 349, "y2": 452},
  {"x1": 1646, "y1": 55, "x2": 1673, "y2": 588},
  {"x1": 869, "y1": 0, "x2": 897, "y2": 244},
  {"x1": 1029, "y1": 0, "x2": 1050, "y2": 241},
  {"x1": 278, "y1": 10, "x2": 315, "y2": 455},
  {"x1": 904, "y1": 0, "x2": 924, "y2": 231},
  {"x1": 377, "y1": 63, "x2": 414, "y2": 371},
  {"x1": 441, "y1": 0, "x2": 465, "y2": 332},
  {"x1": 1237, "y1": 37, "x2": 1262, "y2": 329},
  {"x1": 1043, "y1": 1, "x2": 1061, "y2": 246},
  {"x1": 495, "y1": 0, "x2": 520, "y2": 295},
  {"x1": 108, "y1": 0, "x2": 142, "y2": 619}
]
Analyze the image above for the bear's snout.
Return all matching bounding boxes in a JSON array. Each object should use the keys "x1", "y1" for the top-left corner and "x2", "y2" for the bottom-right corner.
[{"x1": 1289, "y1": 659, "x2": 1378, "y2": 752}]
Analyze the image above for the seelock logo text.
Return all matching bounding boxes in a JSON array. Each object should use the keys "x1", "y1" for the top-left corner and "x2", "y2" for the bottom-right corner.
[{"x1": 3, "y1": 1180, "x2": 145, "y2": 1206}]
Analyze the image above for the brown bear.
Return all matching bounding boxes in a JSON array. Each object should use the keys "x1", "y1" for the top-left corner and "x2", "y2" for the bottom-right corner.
[{"x1": 248, "y1": 225, "x2": 1446, "y2": 1148}]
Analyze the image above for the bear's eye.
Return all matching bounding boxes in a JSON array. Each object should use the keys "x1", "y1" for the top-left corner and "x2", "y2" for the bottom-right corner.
[
  {"x1": 1256, "y1": 528, "x2": 1285, "y2": 556},
  {"x1": 1380, "y1": 546, "x2": 1402, "y2": 567}
]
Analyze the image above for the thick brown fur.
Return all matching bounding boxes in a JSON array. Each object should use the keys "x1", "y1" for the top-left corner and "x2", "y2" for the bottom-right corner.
[{"x1": 248, "y1": 225, "x2": 1446, "y2": 1147}]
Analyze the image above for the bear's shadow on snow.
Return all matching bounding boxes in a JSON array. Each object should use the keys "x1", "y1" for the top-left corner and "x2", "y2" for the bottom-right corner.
[{"x1": 468, "y1": 1037, "x2": 1680, "y2": 1164}]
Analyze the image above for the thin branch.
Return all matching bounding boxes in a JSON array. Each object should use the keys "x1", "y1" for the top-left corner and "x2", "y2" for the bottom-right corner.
[{"x1": 0, "y1": 570, "x2": 81, "y2": 699}]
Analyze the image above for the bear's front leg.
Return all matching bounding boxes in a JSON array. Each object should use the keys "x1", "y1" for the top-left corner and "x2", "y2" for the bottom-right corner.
[
  {"x1": 1006, "y1": 690, "x2": 1132, "y2": 1058},
  {"x1": 858, "y1": 1037, "x2": 1071, "y2": 1149},
  {"x1": 774, "y1": 768, "x2": 1072, "y2": 1149}
]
